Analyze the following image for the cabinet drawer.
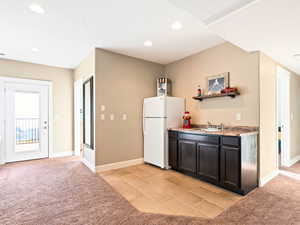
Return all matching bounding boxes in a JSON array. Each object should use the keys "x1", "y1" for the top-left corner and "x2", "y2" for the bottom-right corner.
[
  {"x1": 179, "y1": 133, "x2": 219, "y2": 145},
  {"x1": 169, "y1": 131, "x2": 178, "y2": 138},
  {"x1": 222, "y1": 136, "x2": 240, "y2": 147}
]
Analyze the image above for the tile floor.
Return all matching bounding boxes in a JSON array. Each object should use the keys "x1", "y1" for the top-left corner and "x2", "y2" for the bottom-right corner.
[{"x1": 98, "y1": 164, "x2": 243, "y2": 218}]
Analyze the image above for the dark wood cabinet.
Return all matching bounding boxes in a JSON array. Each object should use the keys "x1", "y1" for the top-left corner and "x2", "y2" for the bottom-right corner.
[
  {"x1": 168, "y1": 136, "x2": 178, "y2": 169},
  {"x1": 197, "y1": 143, "x2": 219, "y2": 183},
  {"x1": 220, "y1": 146, "x2": 240, "y2": 189},
  {"x1": 178, "y1": 140, "x2": 197, "y2": 173},
  {"x1": 168, "y1": 131, "x2": 257, "y2": 195}
]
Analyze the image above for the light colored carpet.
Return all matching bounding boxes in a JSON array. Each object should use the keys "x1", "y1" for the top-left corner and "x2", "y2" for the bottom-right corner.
[
  {"x1": 281, "y1": 161, "x2": 300, "y2": 174},
  {"x1": 1, "y1": 157, "x2": 300, "y2": 225}
]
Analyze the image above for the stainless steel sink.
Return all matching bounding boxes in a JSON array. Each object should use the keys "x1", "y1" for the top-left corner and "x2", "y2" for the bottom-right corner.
[
  {"x1": 183, "y1": 127, "x2": 221, "y2": 133},
  {"x1": 200, "y1": 127, "x2": 221, "y2": 132}
]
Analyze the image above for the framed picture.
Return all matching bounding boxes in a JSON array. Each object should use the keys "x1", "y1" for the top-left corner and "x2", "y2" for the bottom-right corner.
[
  {"x1": 207, "y1": 72, "x2": 229, "y2": 94},
  {"x1": 83, "y1": 76, "x2": 94, "y2": 149}
]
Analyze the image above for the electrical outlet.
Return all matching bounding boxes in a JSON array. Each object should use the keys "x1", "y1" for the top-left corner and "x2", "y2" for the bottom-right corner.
[
  {"x1": 110, "y1": 114, "x2": 114, "y2": 121},
  {"x1": 236, "y1": 113, "x2": 241, "y2": 121},
  {"x1": 100, "y1": 114, "x2": 105, "y2": 120}
]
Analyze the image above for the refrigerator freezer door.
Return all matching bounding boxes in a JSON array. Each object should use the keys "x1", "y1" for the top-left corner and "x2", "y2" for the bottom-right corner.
[
  {"x1": 143, "y1": 97, "x2": 166, "y2": 118},
  {"x1": 143, "y1": 118, "x2": 165, "y2": 168}
]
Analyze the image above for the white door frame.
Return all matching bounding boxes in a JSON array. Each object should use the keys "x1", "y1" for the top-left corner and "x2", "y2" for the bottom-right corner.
[
  {"x1": 276, "y1": 66, "x2": 291, "y2": 168},
  {"x1": 74, "y1": 79, "x2": 83, "y2": 156},
  {"x1": 0, "y1": 76, "x2": 53, "y2": 164}
]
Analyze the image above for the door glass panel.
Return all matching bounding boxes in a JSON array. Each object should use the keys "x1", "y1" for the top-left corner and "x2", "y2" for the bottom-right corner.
[
  {"x1": 15, "y1": 92, "x2": 40, "y2": 152},
  {"x1": 84, "y1": 82, "x2": 91, "y2": 146}
]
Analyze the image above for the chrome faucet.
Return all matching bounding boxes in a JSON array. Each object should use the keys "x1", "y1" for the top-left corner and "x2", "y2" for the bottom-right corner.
[
  {"x1": 219, "y1": 123, "x2": 224, "y2": 131},
  {"x1": 207, "y1": 122, "x2": 224, "y2": 131}
]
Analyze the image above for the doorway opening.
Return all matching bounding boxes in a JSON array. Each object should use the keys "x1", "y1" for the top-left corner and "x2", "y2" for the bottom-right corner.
[
  {"x1": 0, "y1": 77, "x2": 53, "y2": 163},
  {"x1": 74, "y1": 76, "x2": 95, "y2": 171},
  {"x1": 277, "y1": 67, "x2": 300, "y2": 180},
  {"x1": 277, "y1": 66, "x2": 290, "y2": 169}
]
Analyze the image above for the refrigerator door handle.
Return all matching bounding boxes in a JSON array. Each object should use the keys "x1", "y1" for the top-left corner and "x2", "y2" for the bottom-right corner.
[
  {"x1": 143, "y1": 102, "x2": 146, "y2": 135},
  {"x1": 143, "y1": 117, "x2": 145, "y2": 134},
  {"x1": 143, "y1": 103, "x2": 146, "y2": 135}
]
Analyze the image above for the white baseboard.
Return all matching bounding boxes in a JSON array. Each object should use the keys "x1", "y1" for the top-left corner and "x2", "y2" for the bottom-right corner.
[
  {"x1": 279, "y1": 170, "x2": 300, "y2": 180},
  {"x1": 0, "y1": 156, "x2": 4, "y2": 165},
  {"x1": 50, "y1": 151, "x2": 74, "y2": 158},
  {"x1": 96, "y1": 158, "x2": 144, "y2": 172},
  {"x1": 286, "y1": 155, "x2": 300, "y2": 167},
  {"x1": 259, "y1": 170, "x2": 279, "y2": 187},
  {"x1": 82, "y1": 158, "x2": 96, "y2": 172}
]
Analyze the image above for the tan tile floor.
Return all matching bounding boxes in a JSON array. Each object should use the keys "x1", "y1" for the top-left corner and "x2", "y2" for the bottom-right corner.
[{"x1": 98, "y1": 164, "x2": 243, "y2": 218}]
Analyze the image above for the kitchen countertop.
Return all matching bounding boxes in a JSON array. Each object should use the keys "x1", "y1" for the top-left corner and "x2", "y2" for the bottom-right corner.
[{"x1": 169, "y1": 126, "x2": 259, "y2": 137}]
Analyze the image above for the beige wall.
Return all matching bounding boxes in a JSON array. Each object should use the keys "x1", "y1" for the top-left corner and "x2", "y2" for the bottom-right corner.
[
  {"x1": 165, "y1": 42, "x2": 260, "y2": 127},
  {"x1": 0, "y1": 58, "x2": 73, "y2": 154},
  {"x1": 95, "y1": 49, "x2": 164, "y2": 166},
  {"x1": 74, "y1": 50, "x2": 95, "y2": 81},
  {"x1": 259, "y1": 53, "x2": 278, "y2": 179},
  {"x1": 290, "y1": 73, "x2": 300, "y2": 159}
]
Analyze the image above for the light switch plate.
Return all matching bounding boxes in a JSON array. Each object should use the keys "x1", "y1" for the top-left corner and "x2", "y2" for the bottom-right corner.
[
  {"x1": 100, "y1": 105, "x2": 106, "y2": 111},
  {"x1": 122, "y1": 114, "x2": 127, "y2": 120}
]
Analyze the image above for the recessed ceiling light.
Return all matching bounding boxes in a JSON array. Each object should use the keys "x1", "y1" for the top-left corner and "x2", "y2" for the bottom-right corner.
[
  {"x1": 144, "y1": 40, "x2": 153, "y2": 47},
  {"x1": 32, "y1": 48, "x2": 39, "y2": 52},
  {"x1": 29, "y1": 3, "x2": 45, "y2": 14},
  {"x1": 171, "y1": 21, "x2": 182, "y2": 30},
  {"x1": 294, "y1": 54, "x2": 300, "y2": 60}
]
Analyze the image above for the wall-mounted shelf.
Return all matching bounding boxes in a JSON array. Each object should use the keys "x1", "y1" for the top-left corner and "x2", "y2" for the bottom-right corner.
[{"x1": 193, "y1": 91, "x2": 240, "y2": 101}]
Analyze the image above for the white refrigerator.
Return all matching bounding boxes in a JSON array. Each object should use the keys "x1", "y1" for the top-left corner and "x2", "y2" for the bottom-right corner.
[{"x1": 143, "y1": 96, "x2": 185, "y2": 169}]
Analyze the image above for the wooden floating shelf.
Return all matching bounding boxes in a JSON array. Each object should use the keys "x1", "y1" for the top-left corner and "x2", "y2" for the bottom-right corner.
[{"x1": 193, "y1": 91, "x2": 240, "y2": 101}]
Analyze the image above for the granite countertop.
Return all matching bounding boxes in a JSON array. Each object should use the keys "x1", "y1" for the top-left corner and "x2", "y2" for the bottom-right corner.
[{"x1": 169, "y1": 126, "x2": 259, "y2": 137}]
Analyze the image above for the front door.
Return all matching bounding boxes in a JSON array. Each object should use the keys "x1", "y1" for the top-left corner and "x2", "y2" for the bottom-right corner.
[{"x1": 5, "y1": 82, "x2": 49, "y2": 162}]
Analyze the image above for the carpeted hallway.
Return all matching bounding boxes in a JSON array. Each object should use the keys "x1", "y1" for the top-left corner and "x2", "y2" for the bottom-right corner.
[
  {"x1": 1, "y1": 157, "x2": 300, "y2": 225},
  {"x1": 281, "y1": 161, "x2": 300, "y2": 174}
]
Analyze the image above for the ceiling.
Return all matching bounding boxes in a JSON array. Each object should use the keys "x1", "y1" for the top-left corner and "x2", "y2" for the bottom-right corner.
[
  {"x1": 0, "y1": 0, "x2": 225, "y2": 68},
  {"x1": 1, "y1": 0, "x2": 300, "y2": 74},
  {"x1": 169, "y1": 0, "x2": 300, "y2": 74}
]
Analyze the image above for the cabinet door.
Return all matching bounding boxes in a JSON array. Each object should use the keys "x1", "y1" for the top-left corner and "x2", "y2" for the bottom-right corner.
[
  {"x1": 220, "y1": 146, "x2": 240, "y2": 189},
  {"x1": 178, "y1": 140, "x2": 197, "y2": 173},
  {"x1": 168, "y1": 137, "x2": 178, "y2": 169},
  {"x1": 197, "y1": 143, "x2": 219, "y2": 182}
]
